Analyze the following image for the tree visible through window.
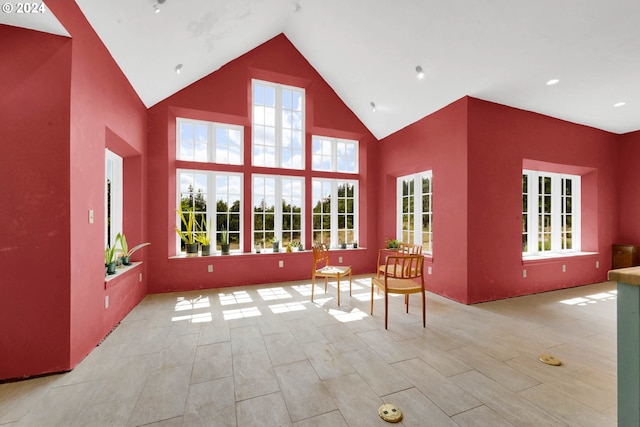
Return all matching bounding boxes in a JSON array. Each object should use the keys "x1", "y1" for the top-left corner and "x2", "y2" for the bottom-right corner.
[
  {"x1": 397, "y1": 171, "x2": 432, "y2": 253},
  {"x1": 312, "y1": 179, "x2": 357, "y2": 248}
]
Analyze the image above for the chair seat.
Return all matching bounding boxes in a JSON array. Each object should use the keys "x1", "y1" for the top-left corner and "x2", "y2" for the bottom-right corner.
[
  {"x1": 318, "y1": 266, "x2": 351, "y2": 275},
  {"x1": 372, "y1": 277, "x2": 422, "y2": 294}
]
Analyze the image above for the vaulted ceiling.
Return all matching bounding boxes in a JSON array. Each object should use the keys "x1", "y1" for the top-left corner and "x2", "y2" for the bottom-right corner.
[{"x1": 3, "y1": 0, "x2": 640, "y2": 139}]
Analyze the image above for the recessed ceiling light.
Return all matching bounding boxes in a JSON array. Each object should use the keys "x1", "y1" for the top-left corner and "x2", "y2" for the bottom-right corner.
[
  {"x1": 415, "y1": 65, "x2": 424, "y2": 79},
  {"x1": 175, "y1": 64, "x2": 183, "y2": 74},
  {"x1": 614, "y1": 102, "x2": 626, "y2": 107},
  {"x1": 370, "y1": 101, "x2": 376, "y2": 112},
  {"x1": 546, "y1": 79, "x2": 560, "y2": 86}
]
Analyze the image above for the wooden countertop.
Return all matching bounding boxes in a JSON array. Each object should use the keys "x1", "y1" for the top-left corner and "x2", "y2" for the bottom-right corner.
[{"x1": 608, "y1": 266, "x2": 640, "y2": 285}]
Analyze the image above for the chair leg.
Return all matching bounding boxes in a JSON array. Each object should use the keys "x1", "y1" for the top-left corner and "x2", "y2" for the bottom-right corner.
[
  {"x1": 384, "y1": 289, "x2": 389, "y2": 330},
  {"x1": 370, "y1": 279, "x2": 374, "y2": 315},
  {"x1": 337, "y1": 275, "x2": 341, "y2": 306},
  {"x1": 311, "y1": 275, "x2": 315, "y2": 302},
  {"x1": 422, "y1": 289, "x2": 426, "y2": 328},
  {"x1": 349, "y1": 271, "x2": 352, "y2": 296},
  {"x1": 406, "y1": 295, "x2": 409, "y2": 313}
]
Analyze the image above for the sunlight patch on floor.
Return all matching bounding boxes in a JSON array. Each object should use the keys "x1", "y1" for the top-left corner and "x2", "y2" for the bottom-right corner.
[
  {"x1": 219, "y1": 290, "x2": 252, "y2": 305},
  {"x1": 560, "y1": 290, "x2": 617, "y2": 306},
  {"x1": 223, "y1": 306, "x2": 262, "y2": 320}
]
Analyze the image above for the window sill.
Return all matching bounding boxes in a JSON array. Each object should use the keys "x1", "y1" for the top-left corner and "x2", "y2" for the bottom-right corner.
[
  {"x1": 104, "y1": 262, "x2": 142, "y2": 289},
  {"x1": 522, "y1": 252, "x2": 598, "y2": 265}
]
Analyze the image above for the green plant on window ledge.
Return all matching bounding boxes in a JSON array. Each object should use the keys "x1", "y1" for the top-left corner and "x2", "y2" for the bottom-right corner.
[
  {"x1": 386, "y1": 238, "x2": 399, "y2": 249},
  {"x1": 176, "y1": 208, "x2": 198, "y2": 257},
  {"x1": 105, "y1": 244, "x2": 118, "y2": 275},
  {"x1": 116, "y1": 232, "x2": 150, "y2": 265},
  {"x1": 271, "y1": 236, "x2": 280, "y2": 253},
  {"x1": 220, "y1": 227, "x2": 230, "y2": 255},
  {"x1": 196, "y1": 217, "x2": 213, "y2": 256}
]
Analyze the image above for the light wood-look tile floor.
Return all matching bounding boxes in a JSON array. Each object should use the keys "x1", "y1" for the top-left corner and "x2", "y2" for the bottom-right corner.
[{"x1": 0, "y1": 277, "x2": 617, "y2": 426}]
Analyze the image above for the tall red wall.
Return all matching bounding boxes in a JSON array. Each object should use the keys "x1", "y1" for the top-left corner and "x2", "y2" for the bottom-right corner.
[
  {"x1": 0, "y1": 25, "x2": 73, "y2": 379},
  {"x1": 46, "y1": 0, "x2": 149, "y2": 370},
  {"x1": 147, "y1": 34, "x2": 378, "y2": 293},
  {"x1": 466, "y1": 98, "x2": 618, "y2": 302},
  {"x1": 377, "y1": 98, "x2": 470, "y2": 302},
  {"x1": 618, "y1": 130, "x2": 640, "y2": 243}
]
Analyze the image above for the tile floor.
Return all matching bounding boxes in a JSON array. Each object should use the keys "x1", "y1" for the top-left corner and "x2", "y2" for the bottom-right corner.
[{"x1": 0, "y1": 276, "x2": 617, "y2": 426}]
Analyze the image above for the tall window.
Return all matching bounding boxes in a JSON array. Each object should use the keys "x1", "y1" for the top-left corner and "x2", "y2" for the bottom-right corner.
[
  {"x1": 178, "y1": 170, "x2": 242, "y2": 253},
  {"x1": 177, "y1": 118, "x2": 242, "y2": 164},
  {"x1": 252, "y1": 80, "x2": 304, "y2": 169},
  {"x1": 105, "y1": 149, "x2": 123, "y2": 249},
  {"x1": 253, "y1": 175, "x2": 304, "y2": 250},
  {"x1": 522, "y1": 170, "x2": 581, "y2": 256},
  {"x1": 397, "y1": 171, "x2": 432, "y2": 253},
  {"x1": 311, "y1": 136, "x2": 358, "y2": 173},
  {"x1": 312, "y1": 179, "x2": 358, "y2": 247}
]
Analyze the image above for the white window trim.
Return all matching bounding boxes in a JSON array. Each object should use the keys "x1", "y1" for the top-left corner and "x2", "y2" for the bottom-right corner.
[
  {"x1": 176, "y1": 169, "x2": 244, "y2": 254},
  {"x1": 523, "y1": 169, "x2": 581, "y2": 258},
  {"x1": 251, "y1": 79, "x2": 305, "y2": 170},
  {"x1": 312, "y1": 178, "x2": 358, "y2": 248},
  {"x1": 311, "y1": 136, "x2": 359, "y2": 173},
  {"x1": 105, "y1": 148, "x2": 123, "y2": 249},
  {"x1": 176, "y1": 118, "x2": 244, "y2": 165},
  {"x1": 396, "y1": 170, "x2": 432, "y2": 254}
]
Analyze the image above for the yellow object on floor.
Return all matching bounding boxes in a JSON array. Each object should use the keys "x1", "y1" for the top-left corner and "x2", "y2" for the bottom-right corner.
[
  {"x1": 539, "y1": 354, "x2": 562, "y2": 366},
  {"x1": 378, "y1": 404, "x2": 403, "y2": 423}
]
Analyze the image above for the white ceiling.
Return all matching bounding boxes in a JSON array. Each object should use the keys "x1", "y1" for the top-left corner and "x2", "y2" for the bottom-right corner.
[{"x1": 4, "y1": 0, "x2": 640, "y2": 139}]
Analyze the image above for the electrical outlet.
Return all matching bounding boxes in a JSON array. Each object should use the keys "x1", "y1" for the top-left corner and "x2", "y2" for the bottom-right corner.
[
  {"x1": 104, "y1": 295, "x2": 109, "y2": 309},
  {"x1": 139, "y1": 273, "x2": 143, "y2": 282},
  {"x1": 279, "y1": 260, "x2": 284, "y2": 268},
  {"x1": 208, "y1": 264, "x2": 213, "y2": 273},
  {"x1": 562, "y1": 264, "x2": 566, "y2": 273},
  {"x1": 427, "y1": 266, "x2": 432, "y2": 275},
  {"x1": 596, "y1": 261, "x2": 600, "y2": 269},
  {"x1": 88, "y1": 209, "x2": 94, "y2": 224},
  {"x1": 339, "y1": 256, "x2": 343, "y2": 263},
  {"x1": 523, "y1": 269, "x2": 527, "y2": 278}
]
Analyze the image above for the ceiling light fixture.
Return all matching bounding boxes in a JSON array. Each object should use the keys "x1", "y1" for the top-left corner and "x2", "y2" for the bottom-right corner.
[
  {"x1": 175, "y1": 64, "x2": 183, "y2": 74},
  {"x1": 614, "y1": 102, "x2": 626, "y2": 107},
  {"x1": 370, "y1": 101, "x2": 376, "y2": 112},
  {"x1": 415, "y1": 65, "x2": 424, "y2": 79},
  {"x1": 546, "y1": 79, "x2": 560, "y2": 86}
]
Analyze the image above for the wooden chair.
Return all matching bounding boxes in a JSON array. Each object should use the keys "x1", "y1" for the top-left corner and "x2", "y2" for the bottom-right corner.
[
  {"x1": 377, "y1": 242, "x2": 422, "y2": 278},
  {"x1": 312, "y1": 244, "x2": 352, "y2": 306},
  {"x1": 371, "y1": 254, "x2": 425, "y2": 329}
]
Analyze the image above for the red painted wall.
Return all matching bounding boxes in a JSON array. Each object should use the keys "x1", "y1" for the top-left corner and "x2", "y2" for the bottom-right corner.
[
  {"x1": 466, "y1": 98, "x2": 618, "y2": 302},
  {"x1": 45, "y1": 0, "x2": 149, "y2": 370},
  {"x1": 0, "y1": 1, "x2": 148, "y2": 380},
  {"x1": 618, "y1": 130, "x2": 640, "y2": 244},
  {"x1": 147, "y1": 34, "x2": 378, "y2": 293},
  {"x1": 377, "y1": 96, "x2": 618, "y2": 304},
  {"x1": 377, "y1": 98, "x2": 470, "y2": 302},
  {"x1": 0, "y1": 25, "x2": 72, "y2": 379}
]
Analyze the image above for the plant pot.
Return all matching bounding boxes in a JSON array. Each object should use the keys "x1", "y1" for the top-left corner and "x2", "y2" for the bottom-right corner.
[
  {"x1": 297, "y1": 246, "x2": 304, "y2": 252},
  {"x1": 272, "y1": 242, "x2": 279, "y2": 252},
  {"x1": 186, "y1": 243, "x2": 199, "y2": 257},
  {"x1": 221, "y1": 243, "x2": 230, "y2": 255},
  {"x1": 353, "y1": 242, "x2": 358, "y2": 249},
  {"x1": 106, "y1": 262, "x2": 117, "y2": 275},
  {"x1": 340, "y1": 243, "x2": 347, "y2": 249},
  {"x1": 121, "y1": 255, "x2": 131, "y2": 265},
  {"x1": 201, "y1": 244, "x2": 211, "y2": 256}
]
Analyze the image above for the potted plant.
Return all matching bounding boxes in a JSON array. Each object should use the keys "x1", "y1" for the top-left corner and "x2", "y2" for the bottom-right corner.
[
  {"x1": 220, "y1": 227, "x2": 230, "y2": 255},
  {"x1": 176, "y1": 209, "x2": 198, "y2": 257},
  {"x1": 105, "y1": 244, "x2": 118, "y2": 275},
  {"x1": 386, "y1": 238, "x2": 399, "y2": 249},
  {"x1": 196, "y1": 217, "x2": 212, "y2": 256},
  {"x1": 271, "y1": 236, "x2": 280, "y2": 253},
  {"x1": 117, "y1": 232, "x2": 150, "y2": 265},
  {"x1": 353, "y1": 241, "x2": 358, "y2": 249},
  {"x1": 340, "y1": 241, "x2": 347, "y2": 249}
]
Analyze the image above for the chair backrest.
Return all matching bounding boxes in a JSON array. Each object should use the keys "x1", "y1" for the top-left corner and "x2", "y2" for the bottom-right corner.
[
  {"x1": 384, "y1": 254, "x2": 424, "y2": 279},
  {"x1": 312, "y1": 244, "x2": 330, "y2": 269},
  {"x1": 398, "y1": 242, "x2": 423, "y2": 255}
]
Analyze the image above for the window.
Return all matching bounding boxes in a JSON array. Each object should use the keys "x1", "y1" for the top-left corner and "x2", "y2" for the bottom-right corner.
[
  {"x1": 522, "y1": 170, "x2": 581, "y2": 256},
  {"x1": 105, "y1": 149, "x2": 122, "y2": 249},
  {"x1": 311, "y1": 136, "x2": 358, "y2": 173},
  {"x1": 177, "y1": 118, "x2": 242, "y2": 164},
  {"x1": 253, "y1": 175, "x2": 304, "y2": 250},
  {"x1": 252, "y1": 80, "x2": 304, "y2": 169},
  {"x1": 397, "y1": 171, "x2": 432, "y2": 253},
  {"x1": 177, "y1": 170, "x2": 243, "y2": 253},
  {"x1": 312, "y1": 179, "x2": 358, "y2": 247}
]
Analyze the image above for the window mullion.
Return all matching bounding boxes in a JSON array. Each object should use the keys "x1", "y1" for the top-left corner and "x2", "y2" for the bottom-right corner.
[
  {"x1": 274, "y1": 177, "x2": 283, "y2": 241},
  {"x1": 551, "y1": 174, "x2": 561, "y2": 252},
  {"x1": 528, "y1": 170, "x2": 539, "y2": 256},
  {"x1": 413, "y1": 174, "x2": 422, "y2": 245},
  {"x1": 331, "y1": 180, "x2": 339, "y2": 248}
]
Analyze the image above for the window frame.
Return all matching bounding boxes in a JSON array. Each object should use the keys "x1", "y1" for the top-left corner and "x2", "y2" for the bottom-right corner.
[
  {"x1": 105, "y1": 148, "x2": 123, "y2": 250},
  {"x1": 396, "y1": 171, "x2": 432, "y2": 254},
  {"x1": 251, "y1": 79, "x2": 305, "y2": 170},
  {"x1": 176, "y1": 117, "x2": 243, "y2": 165},
  {"x1": 176, "y1": 169, "x2": 244, "y2": 255},
  {"x1": 311, "y1": 178, "x2": 358, "y2": 248},
  {"x1": 522, "y1": 169, "x2": 581, "y2": 257},
  {"x1": 311, "y1": 136, "x2": 359, "y2": 173}
]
